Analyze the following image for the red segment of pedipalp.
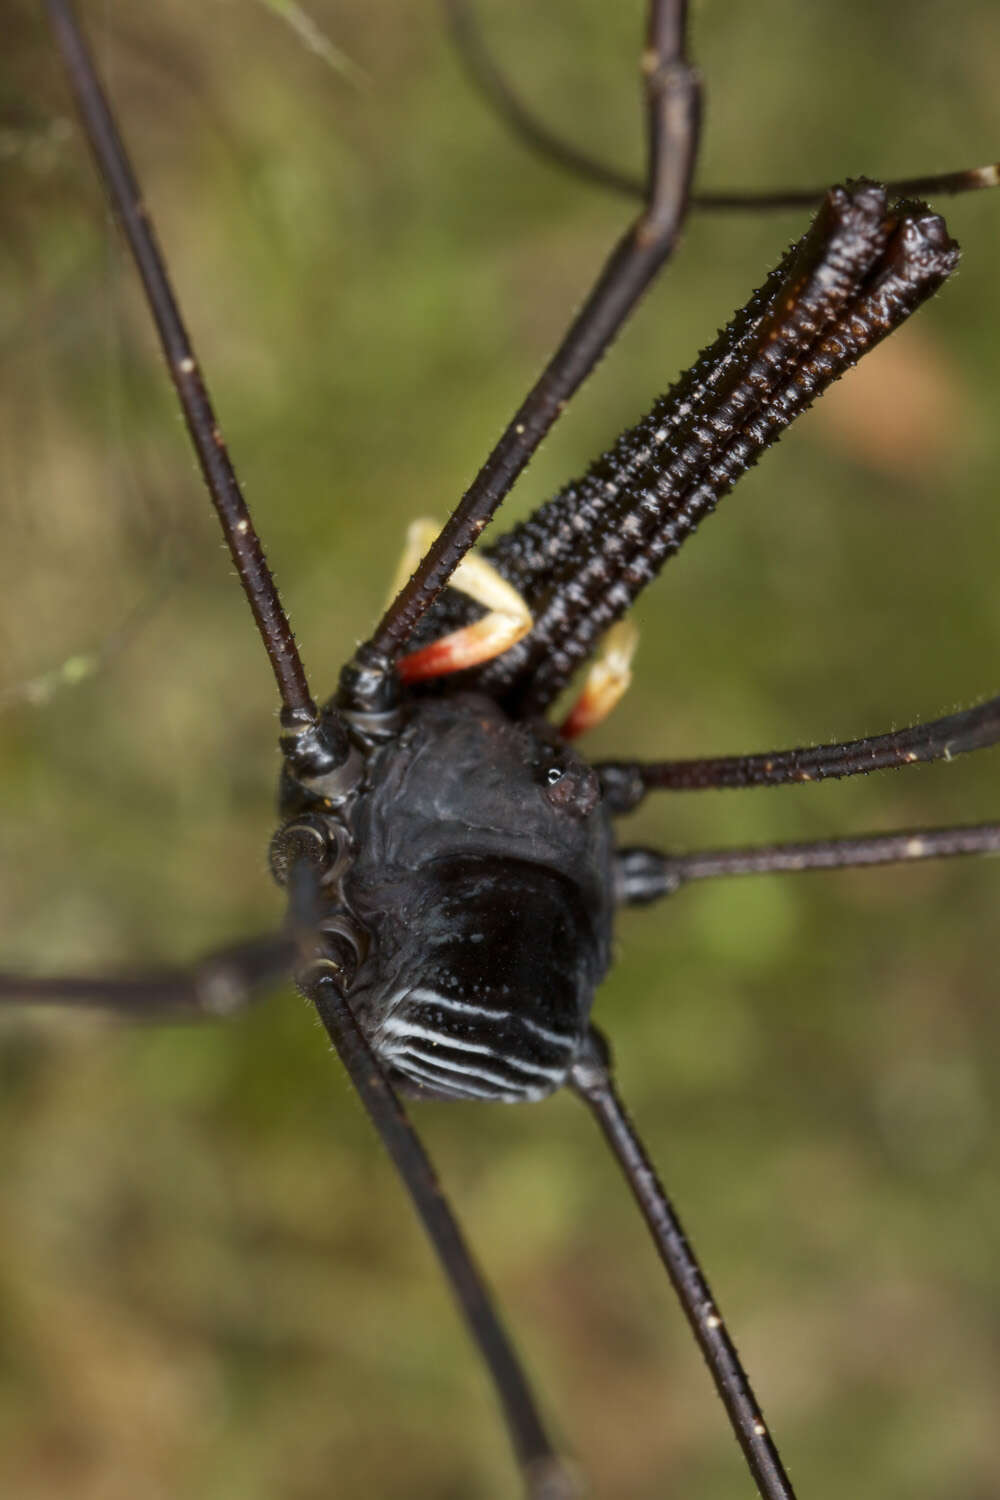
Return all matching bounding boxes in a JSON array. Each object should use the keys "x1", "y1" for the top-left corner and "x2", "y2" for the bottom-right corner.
[
  {"x1": 561, "y1": 689, "x2": 609, "y2": 740},
  {"x1": 398, "y1": 616, "x2": 522, "y2": 682},
  {"x1": 559, "y1": 620, "x2": 639, "y2": 739},
  {"x1": 391, "y1": 518, "x2": 533, "y2": 683}
]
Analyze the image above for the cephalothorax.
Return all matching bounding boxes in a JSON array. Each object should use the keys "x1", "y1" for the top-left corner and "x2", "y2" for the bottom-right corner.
[
  {"x1": 4, "y1": 3, "x2": 1000, "y2": 1498},
  {"x1": 276, "y1": 684, "x2": 615, "y2": 1103}
]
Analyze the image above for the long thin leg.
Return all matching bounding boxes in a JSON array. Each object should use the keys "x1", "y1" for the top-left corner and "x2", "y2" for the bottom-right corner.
[
  {"x1": 368, "y1": 0, "x2": 701, "y2": 661},
  {"x1": 616, "y1": 823, "x2": 1000, "y2": 905},
  {"x1": 0, "y1": 933, "x2": 292, "y2": 1017},
  {"x1": 598, "y1": 694, "x2": 1000, "y2": 812},
  {"x1": 286, "y1": 863, "x2": 571, "y2": 1500},
  {"x1": 46, "y1": 0, "x2": 321, "y2": 741},
  {"x1": 570, "y1": 1028, "x2": 796, "y2": 1500},
  {"x1": 444, "y1": 0, "x2": 1000, "y2": 212}
]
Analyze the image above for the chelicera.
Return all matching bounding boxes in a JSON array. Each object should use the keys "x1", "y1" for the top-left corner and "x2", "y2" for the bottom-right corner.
[{"x1": 3, "y1": 2, "x2": 999, "y2": 1497}]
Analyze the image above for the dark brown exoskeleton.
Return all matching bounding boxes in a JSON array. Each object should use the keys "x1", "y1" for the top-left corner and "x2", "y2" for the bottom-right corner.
[
  {"x1": 276, "y1": 691, "x2": 614, "y2": 1104},
  {"x1": 6, "y1": 3, "x2": 1000, "y2": 1498}
]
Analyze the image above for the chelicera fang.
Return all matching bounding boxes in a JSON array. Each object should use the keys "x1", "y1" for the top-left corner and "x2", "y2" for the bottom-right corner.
[{"x1": 3, "y1": 2, "x2": 1000, "y2": 1496}]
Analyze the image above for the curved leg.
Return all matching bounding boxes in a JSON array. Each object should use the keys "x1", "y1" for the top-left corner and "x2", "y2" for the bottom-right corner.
[{"x1": 444, "y1": 0, "x2": 1000, "y2": 212}]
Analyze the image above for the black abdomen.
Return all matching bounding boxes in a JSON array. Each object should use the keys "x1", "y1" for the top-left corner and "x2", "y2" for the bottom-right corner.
[
  {"x1": 373, "y1": 858, "x2": 602, "y2": 1102},
  {"x1": 342, "y1": 695, "x2": 617, "y2": 1103}
]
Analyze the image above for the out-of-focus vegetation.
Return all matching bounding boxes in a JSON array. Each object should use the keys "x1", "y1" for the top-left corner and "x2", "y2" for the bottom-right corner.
[{"x1": 2, "y1": 2, "x2": 999, "y2": 1496}]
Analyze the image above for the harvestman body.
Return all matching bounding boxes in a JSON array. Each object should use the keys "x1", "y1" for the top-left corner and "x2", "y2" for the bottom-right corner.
[{"x1": 4, "y1": 3, "x2": 1000, "y2": 1497}]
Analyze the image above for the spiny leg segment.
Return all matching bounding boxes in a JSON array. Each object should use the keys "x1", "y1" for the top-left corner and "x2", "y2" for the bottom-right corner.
[
  {"x1": 481, "y1": 185, "x2": 958, "y2": 712},
  {"x1": 411, "y1": 181, "x2": 962, "y2": 718}
]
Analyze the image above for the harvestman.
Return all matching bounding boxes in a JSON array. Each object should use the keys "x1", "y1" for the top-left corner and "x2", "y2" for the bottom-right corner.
[{"x1": 4, "y1": 2, "x2": 1000, "y2": 1497}]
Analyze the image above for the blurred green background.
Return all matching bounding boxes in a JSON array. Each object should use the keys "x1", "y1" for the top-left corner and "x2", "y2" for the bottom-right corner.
[{"x1": 2, "y1": 2, "x2": 1000, "y2": 1496}]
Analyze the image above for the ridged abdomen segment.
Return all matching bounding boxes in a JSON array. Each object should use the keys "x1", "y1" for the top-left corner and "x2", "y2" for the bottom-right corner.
[
  {"x1": 368, "y1": 855, "x2": 607, "y2": 1103},
  {"x1": 380, "y1": 984, "x2": 577, "y2": 1102}
]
